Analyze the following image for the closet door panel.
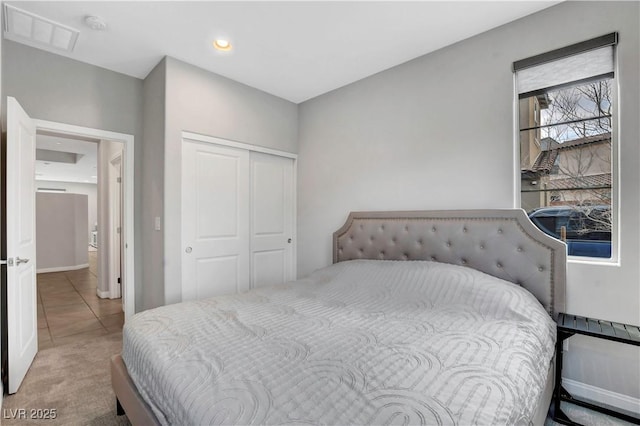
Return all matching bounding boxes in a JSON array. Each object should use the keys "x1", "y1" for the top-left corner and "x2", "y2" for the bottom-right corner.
[
  {"x1": 253, "y1": 250, "x2": 285, "y2": 288},
  {"x1": 195, "y1": 256, "x2": 239, "y2": 299},
  {"x1": 195, "y1": 151, "x2": 240, "y2": 238},
  {"x1": 250, "y1": 152, "x2": 294, "y2": 289},
  {"x1": 182, "y1": 140, "x2": 250, "y2": 301}
]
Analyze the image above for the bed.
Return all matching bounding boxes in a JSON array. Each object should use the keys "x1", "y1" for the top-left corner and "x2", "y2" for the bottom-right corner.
[{"x1": 111, "y1": 209, "x2": 566, "y2": 425}]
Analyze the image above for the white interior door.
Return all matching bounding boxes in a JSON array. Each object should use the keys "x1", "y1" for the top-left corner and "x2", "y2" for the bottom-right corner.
[
  {"x1": 250, "y1": 152, "x2": 295, "y2": 288},
  {"x1": 182, "y1": 140, "x2": 250, "y2": 301},
  {"x1": 6, "y1": 97, "x2": 38, "y2": 394}
]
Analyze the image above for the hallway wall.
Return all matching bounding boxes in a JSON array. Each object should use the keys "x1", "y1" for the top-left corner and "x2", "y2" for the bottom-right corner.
[{"x1": 36, "y1": 192, "x2": 88, "y2": 272}]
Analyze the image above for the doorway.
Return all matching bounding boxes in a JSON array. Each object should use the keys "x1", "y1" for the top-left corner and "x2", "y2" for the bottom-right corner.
[
  {"x1": 32, "y1": 120, "x2": 135, "y2": 321},
  {"x1": 2, "y1": 98, "x2": 135, "y2": 394},
  {"x1": 34, "y1": 136, "x2": 125, "y2": 350}
]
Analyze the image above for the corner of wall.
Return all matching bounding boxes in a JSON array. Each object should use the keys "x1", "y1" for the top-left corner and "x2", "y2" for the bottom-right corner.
[{"x1": 140, "y1": 57, "x2": 167, "y2": 311}]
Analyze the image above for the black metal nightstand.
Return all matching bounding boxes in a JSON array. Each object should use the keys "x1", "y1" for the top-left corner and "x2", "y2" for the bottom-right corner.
[{"x1": 553, "y1": 313, "x2": 640, "y2": 425}]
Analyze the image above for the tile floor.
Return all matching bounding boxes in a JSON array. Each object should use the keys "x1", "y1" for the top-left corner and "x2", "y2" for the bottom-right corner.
[{"x1": 37, "y1": 251, "x2": 124, "y2": 349}]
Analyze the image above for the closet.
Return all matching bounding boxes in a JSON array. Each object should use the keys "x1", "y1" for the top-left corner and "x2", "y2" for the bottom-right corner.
[{"x1": 181, "y1": 135, "x2": 295, "y2": 301}]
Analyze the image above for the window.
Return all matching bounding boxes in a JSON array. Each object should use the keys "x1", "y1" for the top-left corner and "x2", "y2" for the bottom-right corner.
[{"x1": 515, "y1": 33, "x2": 617, "y2": 259}]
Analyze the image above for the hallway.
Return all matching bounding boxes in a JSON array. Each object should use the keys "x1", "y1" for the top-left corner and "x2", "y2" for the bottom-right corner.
[{"x1": 37, "y1": 251, "x2": 124, "y2": 349}]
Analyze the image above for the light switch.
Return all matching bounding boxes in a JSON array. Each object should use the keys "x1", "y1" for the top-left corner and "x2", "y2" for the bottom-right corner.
[{"x1": 154, "y1": 216, "x2": 161, "y2": 231}]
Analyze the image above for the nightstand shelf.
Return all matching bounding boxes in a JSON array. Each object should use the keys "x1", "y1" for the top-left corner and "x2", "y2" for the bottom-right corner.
[{"x1": 553, "y1": 313, "x2": 640, "y2": 425}]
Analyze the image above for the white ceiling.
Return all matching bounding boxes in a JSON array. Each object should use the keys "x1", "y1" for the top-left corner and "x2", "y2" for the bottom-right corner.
[
  {"x1": 6, "y1": 1, "x2": 559, "y2": 103},
  {"x1": 35, "y1": 134, "x2": 98, "y2": 184}
]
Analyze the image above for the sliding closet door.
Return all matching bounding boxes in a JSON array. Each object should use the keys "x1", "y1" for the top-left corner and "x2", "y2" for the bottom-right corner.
[
  {"x1": 250, "y1": 152, "x2": 295, "y2": 289},
  {"x1": 182, "y1": 141, "x2": 250, "y2": 301}
]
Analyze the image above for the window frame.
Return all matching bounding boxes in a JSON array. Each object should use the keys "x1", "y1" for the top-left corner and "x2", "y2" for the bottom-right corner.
[{"x1": 513, "y1": 35, "x2": 620, "y2": 264}]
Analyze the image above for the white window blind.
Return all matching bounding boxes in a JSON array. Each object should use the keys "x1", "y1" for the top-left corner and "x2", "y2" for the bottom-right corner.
[
  {"x1": 516, "y1": 46, "x2": 613, "y2": 95},
  {"x1": 513, "y1": 32, "x2": 617, "y2": 97}
]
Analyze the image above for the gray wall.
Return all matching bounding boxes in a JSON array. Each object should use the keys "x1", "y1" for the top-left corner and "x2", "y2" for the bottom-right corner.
[
  {"x1": 1, "y1": 43, "x2": 299, "y2": 312},
  {"x1": 141, "y1": 59, "x2": 166, "y2": 311},
  {"x1": 2, "y1": 40, "x2": 144, "y2": 310},
  {"x1": 162, "y1": 57, "x2": 298, "y2": 305},
  {"x1": 35, "y1": 192, "x2": 88, "y2": 271},
  {"x1": 298, "y1": 1, "x2": 639, "y2": 400}
]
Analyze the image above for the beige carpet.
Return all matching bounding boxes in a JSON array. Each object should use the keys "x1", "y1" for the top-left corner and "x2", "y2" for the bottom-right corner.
[{"x1": 2, "y1": 332, "x2": 131, "y2": 426}]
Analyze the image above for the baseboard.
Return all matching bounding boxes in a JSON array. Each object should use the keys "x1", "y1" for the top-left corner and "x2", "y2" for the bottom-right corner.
[
  {"x1": 36, "y1": 263, "x2": 90, "y2": 274},
  {"x1": 97, "y1": 289, "x2": 111, "y2": 299},
  {"x1": 563, "y1": 378, "x2": 640, "y2": 415}
]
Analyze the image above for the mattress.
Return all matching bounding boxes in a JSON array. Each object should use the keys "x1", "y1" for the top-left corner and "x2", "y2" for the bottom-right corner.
[{"x1": 122, "y1": 260, "x2": 556, "y2": 425}]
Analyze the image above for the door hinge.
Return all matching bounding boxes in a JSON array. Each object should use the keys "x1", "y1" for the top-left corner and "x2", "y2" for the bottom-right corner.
[
  {"x1": 117, "y1": 177, "x2": 122, "y2": 183},
  {"x1": 117, "y1": 227, "x2": 121, "y2": 234},
  {"x1": 117, "y1": 277, "x2": 121, "y2": 284}
]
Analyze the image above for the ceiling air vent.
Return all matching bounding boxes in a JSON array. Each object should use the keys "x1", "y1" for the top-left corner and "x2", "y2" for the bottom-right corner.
[{"x1": 3, "y1": 4, "x2": 79, "y2": 52}]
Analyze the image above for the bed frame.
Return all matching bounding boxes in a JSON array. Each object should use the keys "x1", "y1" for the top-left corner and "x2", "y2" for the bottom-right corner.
[{"x1": 112, "y1": 209, "x2": 566, "y2": 425}]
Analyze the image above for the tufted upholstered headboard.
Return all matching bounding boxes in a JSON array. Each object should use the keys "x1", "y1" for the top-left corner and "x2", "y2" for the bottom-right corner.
[{"x1": 333, "y1": 209, "x2": 566, "y2": 318}]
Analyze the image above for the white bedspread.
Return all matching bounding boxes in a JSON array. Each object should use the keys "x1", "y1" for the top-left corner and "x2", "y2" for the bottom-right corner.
[{"x1": 122, "y1": 260, "x2": 556, "y2": 425}]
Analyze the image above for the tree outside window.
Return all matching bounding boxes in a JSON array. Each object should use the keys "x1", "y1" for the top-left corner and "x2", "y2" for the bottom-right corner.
[{"x1": 519, "y1": 77, "x2": 613, "y2": 258}]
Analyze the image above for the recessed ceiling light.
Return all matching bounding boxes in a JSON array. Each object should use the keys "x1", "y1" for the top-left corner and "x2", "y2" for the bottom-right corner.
[{"x1": 213, "y1": 39, "x2": 232, "y2": 52}]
